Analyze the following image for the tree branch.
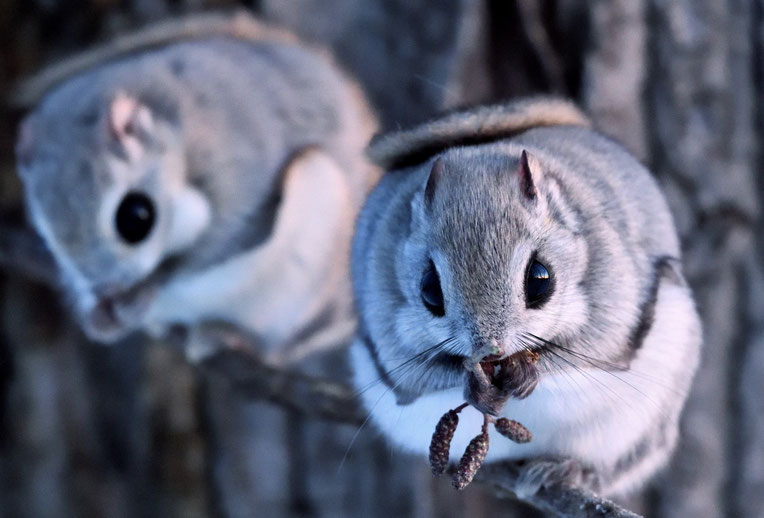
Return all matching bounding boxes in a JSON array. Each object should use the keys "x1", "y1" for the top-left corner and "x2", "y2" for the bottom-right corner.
[
  {"x1": 0, "y1": 220, "x2": 643, "y2": 517},
  {"x1": 197, "y1": 348, "x2": 365, "y2": 426},
  {"x1": 477, "y1": 463, "x2": 642, "y2": 518}
]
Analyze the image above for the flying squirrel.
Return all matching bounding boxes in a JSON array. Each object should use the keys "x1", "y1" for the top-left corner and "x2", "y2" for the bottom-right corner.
[
  {"x1": 350, "y1": 97, "x2": 701, "y2": 497},
  {"x1": 14, "y1": 10, "x2": 379, "y2": 363}
]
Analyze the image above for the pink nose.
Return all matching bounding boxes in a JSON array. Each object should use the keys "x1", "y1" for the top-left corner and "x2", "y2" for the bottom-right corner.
[{"x1": 472, "y1": 337, "x2": 504, "y2": 361}]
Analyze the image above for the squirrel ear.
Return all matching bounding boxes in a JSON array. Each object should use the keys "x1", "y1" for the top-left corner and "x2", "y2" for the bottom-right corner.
[
  {"x1": 15, "y1": 116, "x2": 36, "y2": 167},
  {"x1": 108, "y1": 92, "x2": 154, "y2": 161},
  {"x1": 424, "y1": 157, "x2": 444, "y2": 207},
  {"x1": 517, "y1": 150, "x2": 542, "y2": 200}
]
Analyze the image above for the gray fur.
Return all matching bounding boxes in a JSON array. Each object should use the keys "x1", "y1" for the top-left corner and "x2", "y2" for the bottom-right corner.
[
  {"x1": 7, "y1": 10, "x2": 299, "y2": 108},
  {"x1": 17, "y1": 14, "x2": 378, "y2": 347},
  {"x1": 351, "y1": 98, "x2": 701, "y2": 496}
]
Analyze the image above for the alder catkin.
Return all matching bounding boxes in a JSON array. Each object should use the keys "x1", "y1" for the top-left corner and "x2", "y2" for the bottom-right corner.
[
  {"x1": 451, "y1": 427, "x2": 489, "y2": 490},
  {"x1": 429, "y1": 409, "x2": 460, "y2": 476},
  {"x1": 494, "y1": 417, "x2": 533, "y2": 443}
]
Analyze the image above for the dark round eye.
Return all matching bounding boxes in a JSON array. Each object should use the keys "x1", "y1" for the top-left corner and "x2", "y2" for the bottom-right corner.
[
  {"x1": 526, "y1": 259, "x2": 553, "y2": 308},
  {"x1": 115, "y1": 191, "x2": 155, "y2": 244},
  {"x1": 421, "y1": 261, "x2": 445, "y2": 317}
]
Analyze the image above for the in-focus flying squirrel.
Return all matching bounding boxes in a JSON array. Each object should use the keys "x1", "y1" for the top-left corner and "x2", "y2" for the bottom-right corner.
[
  {"x1": 350, "y1": 97, "x2": 701, "y2": 496},
  {"x1": 14, "y1": 11, "x2": 378, "y2": 362}
]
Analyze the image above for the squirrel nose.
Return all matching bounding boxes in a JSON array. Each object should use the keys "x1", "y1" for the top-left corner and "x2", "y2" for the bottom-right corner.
[{"x1": 471, "y1": 336, "x2": 503, "y2": 362}]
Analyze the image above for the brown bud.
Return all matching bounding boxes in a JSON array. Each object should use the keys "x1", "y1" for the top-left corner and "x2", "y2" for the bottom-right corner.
[
  {"x1": 451, "y1": 428, "x2": 490, "y2": 490},
  {"x1": 494, "y1": 418, "x2": 533, "y2": 443},
  {"x1": 429, "y1": 409, "x2": 459, "y2": 476}
]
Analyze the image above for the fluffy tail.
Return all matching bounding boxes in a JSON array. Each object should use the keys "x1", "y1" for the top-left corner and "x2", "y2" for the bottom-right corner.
[{"x1": 368, "y1": 97, "x2": 590, "y2": 169}]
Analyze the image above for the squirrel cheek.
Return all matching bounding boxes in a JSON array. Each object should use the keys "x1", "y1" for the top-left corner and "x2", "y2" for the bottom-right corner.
[{"x1": 166, "y1": 187, "x2": 211, "y2": 253}]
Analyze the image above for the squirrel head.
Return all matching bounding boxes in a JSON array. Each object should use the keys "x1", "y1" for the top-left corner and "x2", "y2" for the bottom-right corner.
[
  {"x1": 363, "y1": 143, "x2": 595, "y2": 406},
  {"x1": 17, "y1": 90, "x2": 210, "y2": 342}
]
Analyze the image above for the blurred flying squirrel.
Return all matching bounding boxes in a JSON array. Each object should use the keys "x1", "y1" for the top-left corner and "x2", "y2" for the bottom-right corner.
[
  {"x1": 351, "y1": 97, "x2": 701, "y2": 496},
  {"x1": 14, "y1": 11, "x2": 378, "y2": 362}
]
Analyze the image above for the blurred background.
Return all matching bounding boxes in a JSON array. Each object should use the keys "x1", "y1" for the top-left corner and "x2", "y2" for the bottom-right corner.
[{"x1": 0, "y1": 1, "x2": 762, "y2": 517}]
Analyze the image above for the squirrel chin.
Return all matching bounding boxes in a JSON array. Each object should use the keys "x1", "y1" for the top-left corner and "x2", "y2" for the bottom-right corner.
[{"x1": 80, "y1": 281, "x2": 157, "y2": 343}]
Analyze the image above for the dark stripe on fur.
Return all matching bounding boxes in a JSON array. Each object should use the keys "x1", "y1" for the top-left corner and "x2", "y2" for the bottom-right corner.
[
  {"x1": 379, "y1": 128, "x2": 542, "y2": 170},
  {"x1": 361, "y1": 329, "x2": 397, "y2": 391},
  {"x1": 360, "y1": 330, "x2": 424, "y2": 405},
  {"x1": 627, "y1": 256, "x2": 682, "y2": 351},
  {"x1": 609, "y1": 417, "x2": 670, "y2": 481},
  {"x1": 187, "y1": 144, "x2": 320, "y2": 272},
  {"x1": 360, "y1": 326, "x2": 467, "y2": 404},
  {"x1": 543, "y1": 171, "x2": 588, "y2": 236}
]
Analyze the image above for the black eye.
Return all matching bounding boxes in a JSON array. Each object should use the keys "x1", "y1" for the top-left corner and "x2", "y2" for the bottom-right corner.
[
  {"x1": 115, "y1": 191, "x2": 155, "y2": 244},
  {"x1": 525, "y1": 258, "x2": 553, "y2": 308},
  {"x1": 421, "y1": 261, "x2": 445, "y2": 317}
]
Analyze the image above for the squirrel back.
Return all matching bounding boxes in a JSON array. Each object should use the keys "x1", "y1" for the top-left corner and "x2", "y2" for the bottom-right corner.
[{"x1": 8, "y1": 10, "x2": 299, "y2": 108}]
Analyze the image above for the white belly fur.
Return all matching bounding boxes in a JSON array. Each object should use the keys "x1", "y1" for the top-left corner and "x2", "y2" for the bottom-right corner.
[{"x1": 352, "y1": 280, "x2": 700, "y2": 477}]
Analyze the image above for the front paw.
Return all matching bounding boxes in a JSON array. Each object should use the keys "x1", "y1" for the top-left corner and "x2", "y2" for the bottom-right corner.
[{"x1": 514, "y1": 457, "x2": 600, "y2": 499}]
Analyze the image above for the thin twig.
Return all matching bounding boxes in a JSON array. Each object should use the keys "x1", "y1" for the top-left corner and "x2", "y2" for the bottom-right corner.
[
  {"x1": 198, "y1": 348, "x2": 365, "y2": 426},
  {"x1": 478, "y1": 462, "x2": 642, "y2": 518}
]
